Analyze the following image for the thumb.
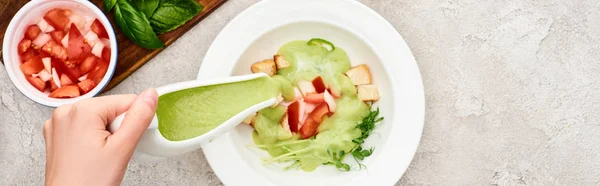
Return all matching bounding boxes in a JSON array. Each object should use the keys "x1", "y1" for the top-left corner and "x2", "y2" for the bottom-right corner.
[{"x1": 109, "y1": 88, "x2": 158, "y2": 151}]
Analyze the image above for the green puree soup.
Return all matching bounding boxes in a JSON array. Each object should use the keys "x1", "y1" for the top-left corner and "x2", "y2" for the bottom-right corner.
[{"x1": 157, "y1": 76, "x2": 280, "y2": 141}]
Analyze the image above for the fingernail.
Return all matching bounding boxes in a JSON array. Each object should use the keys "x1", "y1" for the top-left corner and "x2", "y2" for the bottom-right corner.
[{"x1": 140, "y1": 88, "x2": 158, "y2": 107}]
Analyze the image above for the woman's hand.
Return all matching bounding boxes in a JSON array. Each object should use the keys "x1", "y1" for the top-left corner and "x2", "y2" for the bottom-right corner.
[{"x1": 43, "y1": 89, "x2": 158, "y2": 186}]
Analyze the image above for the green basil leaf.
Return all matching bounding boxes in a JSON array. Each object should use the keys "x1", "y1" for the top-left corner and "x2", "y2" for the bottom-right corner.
[
  {"x1": 149, "y1": 0, "x2": 204, "y2": 34},
  {"x1": 131, "y1": 0, "x2": 160, "y2": 18},
  {"x1": 104, "y1": 0, "x2": 117, "y2": 12},
  {"x1": 114, "y1": 0, "x2": 164, "y2": 49}
]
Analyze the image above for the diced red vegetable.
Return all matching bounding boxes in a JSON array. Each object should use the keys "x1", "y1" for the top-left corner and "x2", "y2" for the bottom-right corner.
[
  {"x1": 90, "y1": 19, "x2": 109, "y2": 39},
  {"x1": 304, "y1": 93, "x2": 325, "y2": 103},
  {"x1": 287, "y1": 101, "x2": 301, "y2": 132},
  {"x1": 49, "y1": 30, "x2": 65, "y2": 43},
  {"x1": 49, "y1": 85, "x2": 80, "y2": 98},
  {"x1": 43, "y1": 9, "x2": 71, "y2": 31},
  {"x1": 20, "y1": 49, "x2": 36, "y2": 62},
  {"x1": 26, "y1": 76, "x2": 46, "y2": 92},
  {"x1": 87, "y1": 59, "x2": 108, "y2": 84},
  {"x1": 25, "y1": 25, "x2": 41, "y2": 40},
  {"x1": 312, "y1": 76, "x2": 326, "y2": 93},
  {"x1": 299, "y1": 103, "x2": 330, "y2": 139},
  {"x1": 20, "y1": 56, "x2": 44, "y2": 75},
  {"x1": 18, "y1": 39, "x2": 31, "y2": 54},
  {"x1": 60, "y1": 74, "x2": 73, "y2": 86},
  {"x1": 68, "y1": 23, "x2": 91, "y2": 62},
  {"x1": 77, "y1": 79, "x2": 96, "y2": 94},
  {"x1": 49, "y1": 79, "x2": 59, "y2": 91},
  {"x1": 101, "y1": 47, "x2": 111, "y2": 61},
  {"x1": 42, "y1": 40, "x2": 68, "y2": 60},
  {"x1": 51, "y1": 59, "x2": 80, "y2": 82},
  {"x1": 80, "y1": 56, "x2": 98, "y2": 74}
]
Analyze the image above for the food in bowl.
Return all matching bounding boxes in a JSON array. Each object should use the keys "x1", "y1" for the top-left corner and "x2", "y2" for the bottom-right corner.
[
  {"x1": 244, "y1": 38, "x2": 383, "y2": 172},
  {"x1": 17, "y1": 8, "x2": 111, "y2": 98}
]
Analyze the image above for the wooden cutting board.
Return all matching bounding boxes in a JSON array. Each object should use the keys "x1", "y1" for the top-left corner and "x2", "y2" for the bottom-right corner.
[{"x1": 0, "y1": 0, "x2": 227, "y2": 92}]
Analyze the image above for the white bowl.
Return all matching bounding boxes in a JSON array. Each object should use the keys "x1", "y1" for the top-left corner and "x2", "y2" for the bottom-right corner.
[
  {"x1": 197, "y1": 0, "x2": 425, "y2": 185},
  {"x1": 2, "y1": 0, "x2": 118, "y2": 107}
]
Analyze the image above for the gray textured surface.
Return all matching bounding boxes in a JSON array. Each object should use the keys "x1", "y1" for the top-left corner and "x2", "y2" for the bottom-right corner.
[{"x1": 1, "y1": 0, "x2": 599, "y2": 185}]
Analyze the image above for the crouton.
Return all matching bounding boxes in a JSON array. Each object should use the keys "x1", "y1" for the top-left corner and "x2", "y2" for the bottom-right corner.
[
  {"x1": 242, "y1": 112, "x2": 257, "y2": 126},
  {"x1": 251, "y1": 59, "x2": 276, "y2": 76},
  {"x1": 345, "y1": 64, "x2": 372, "y2": 85},
  {"x1": 358, "y1": 84, "x2": 380, "y2": 102},
  {"x1": 274, "y1": 55, "x2": 290, "y2": 69},
  {"x1": 271, "y1": 93, "x2": 284, "y2": 108}
]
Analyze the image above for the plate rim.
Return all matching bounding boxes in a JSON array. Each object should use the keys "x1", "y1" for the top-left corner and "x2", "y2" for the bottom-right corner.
[{"x1": 197, "y1": 0, "x2": 425, "y2": 185}]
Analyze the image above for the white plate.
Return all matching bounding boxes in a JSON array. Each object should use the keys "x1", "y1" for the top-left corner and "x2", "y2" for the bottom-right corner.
[{"x1": 197, "y1": 0, "x2": 424, "y2": 185}]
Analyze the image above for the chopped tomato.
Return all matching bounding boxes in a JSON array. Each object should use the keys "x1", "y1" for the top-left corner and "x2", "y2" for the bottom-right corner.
[
  {"x1": 68, "y1": 23, "x2": 91, "y2": 62},
  {"x1": 77, "y1": 79, "x2": 96, "y2": 94},
  {"x1": 60, "y1": 74, "x2": 73, "y2": 86},
  {"x1": 49, "y1": 85, "x2": 80, "y2": 98},
  {"x1": 80, "y1": 56, "x2": 98, "y2": 74},
  {"x1": 19, "y1": 49, "x2": 36, "y2": 62},
  {"x1": 87, "y1": 59, "x2": 108, "y2": 84},
  {"x1": 20, "y1": 56, "x2": 44, "y2": 75},
  {"x1": 49, "y1": 79, "x2": 59, "y2": 91},
  {"x1": 304, "y1": 93, "x2": 325, "y2": 103},
  {"x1": 25, "y1": 25, "x2": 41, "y2": 40},
  {"x1": 39, "y1": 50, "x2": 52, "y2": 59},
  {"x1": 51, "y1": 59, "x2": 80, "y2": 82},
  {"x1": 299, "y1": 103, "x2": 330, "y2": 139},
  {"x1": 312, "y1": 76, "x2": 327, "y2": 93},
  {"x1": 49, "y1": 30, "x2": 65, "y2": 43},
  {"x1": 41, "y1": 40, "x2": 68, "y2": 60},
  {"x1": 287, "y1": 101, "x2": 301, "y2": 132},
  {"x1": 101, "y1": 47, "x2": 110, "y2": 61},
  {"x1": 18, "y1": 39, "x2": 31, "y2": 54},
  {"x1": 43, "y1": 9, "x2": 71, "y2": 31},
  {"x1": 90, "y1": 19, "x2": 109, "y2": 39},
  {"x1": 26, "y1": 76, "x2": 46, "y2": 92}
]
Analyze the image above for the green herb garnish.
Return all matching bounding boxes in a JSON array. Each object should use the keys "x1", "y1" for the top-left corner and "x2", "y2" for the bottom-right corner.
[
  {"x1": 149, "y1": 0, "x2": 204, "y2": 34},
  {"x1": 114, "y1": 0, "x2": 164, "y2": 49},
  {"x1": 132, "y1": 0, "x2": 160, "y2": 18},
  {"x1": 308, "y1": 38, "x2": 336, "y2": 51}
]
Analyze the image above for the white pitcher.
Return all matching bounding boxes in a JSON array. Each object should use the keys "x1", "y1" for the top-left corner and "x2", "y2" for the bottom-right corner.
[{"x1": 108, "y1": 73, "x2": 276, "y2": 160}]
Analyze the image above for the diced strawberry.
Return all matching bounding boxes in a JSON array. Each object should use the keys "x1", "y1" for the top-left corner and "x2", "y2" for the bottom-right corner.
[
  {"x1": 304, "y1": 93, "x2": 325, "y2": 103},
  {"x1": 77, "y1": 79, "x2": 96, "y2": 94},
  {"x1": 41, "y1": 40, "x2": 68, "y2": 60},
  {"x1": 26, "y1": 76, "x2": 46, "y2": 92},
  {"x1": 44, "y1": 9, "x2": 71, "y2": 31},
  {"x1": 49, "y1": 30, "x2": 65, "y2": 43},
  {"x1": 80, "y1": 56, "x2": 98, "y2": 74},
  {"x1": 87, "y1": 59, "x2": 108, "y2": 84},
  {"x1": 68, "y1": 23, "x2": 92, "y2": 62},
  {"x1": 299, "y1": 103, "x2": 330, "y2": 139},
  {"x1": 312, "y1": 76, "x2": 327, "y2": 93},
  {"x1": 60, "y1": 74, "x2": 73, "y2": 86},
  {"x1": 20, "y1": 49, "x2": 35, "y2": 62},
  {"x1": 49, "y1": 85, "x2": 80, "y2": 98},
  {"x1": 18, "y1": 39, "x2": 31, "y2": 54},
  {"x1": 25, "y1": 25, "x2": 41, "y2": 40},
  {"x1": 101, "y1": 47, "x2": 110, "y2": 61},
  {"x1": 323, "y1": 90, "x2": 337, "y2": 112},
  {"x1": 90, "y1": 19, "x2": 108, "y2": 39},
  {"x1": 51, "y1": 59, "x2": 80, "y2": 82},
  {"x1": 20, "y1": 56, "x2": 44, "y2": 75}
]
